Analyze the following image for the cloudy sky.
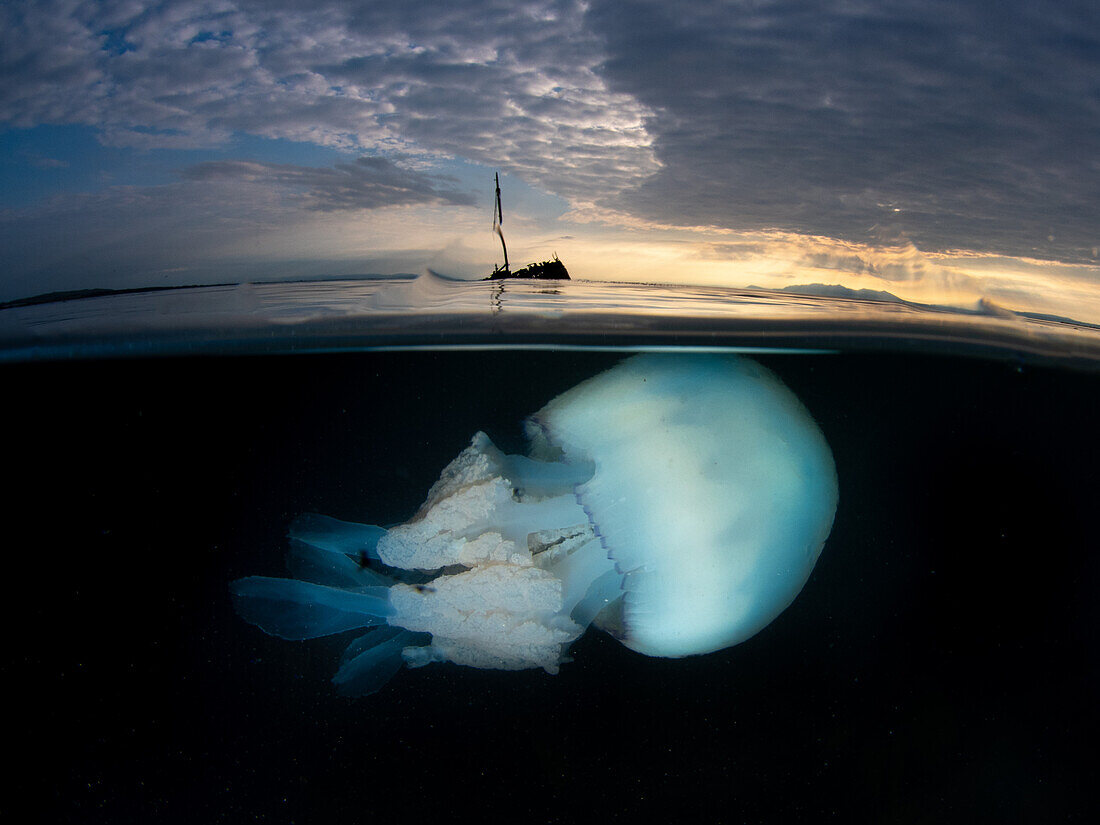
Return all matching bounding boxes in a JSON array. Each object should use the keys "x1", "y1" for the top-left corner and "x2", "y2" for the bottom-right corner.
[{"x1": 2, "y1": 0, "x2": 1098, "y2": 320}]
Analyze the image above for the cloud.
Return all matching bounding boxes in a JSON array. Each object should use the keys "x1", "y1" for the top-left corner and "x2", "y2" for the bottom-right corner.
[
  {"x1": 694, "y1": 242, "x2": 769, "y2": 261},
  {"x1": 585, "y1": 0, "x2": 1100, "y2": 262},
  {"x1": 181, "y1": 156, "x2": 475, "y2": 210},
  {"x1": 0, "y1": 0, "x2": 657, "y2": 200}
]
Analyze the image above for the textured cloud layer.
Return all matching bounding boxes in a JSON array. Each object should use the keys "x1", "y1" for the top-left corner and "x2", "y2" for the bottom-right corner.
[
  {"x1": 181, "y1": 156, "x2": 475, "y2": 210},
  {"x1": 0, "y1": 0, "x2": 658, "y2": 200}
]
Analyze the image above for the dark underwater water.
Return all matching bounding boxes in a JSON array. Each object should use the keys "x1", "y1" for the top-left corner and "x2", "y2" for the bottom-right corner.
[{"x1": 5, "y1": 350, "x2": 1098, "y2": 822}]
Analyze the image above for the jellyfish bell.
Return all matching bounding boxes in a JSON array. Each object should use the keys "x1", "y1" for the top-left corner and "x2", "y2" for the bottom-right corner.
[
  {"x1": 532, "y1": 354, "x2": 839, "y2": 659},
  {"x1": 231, "y1": 354, "x2": 838, "y2": 696}
]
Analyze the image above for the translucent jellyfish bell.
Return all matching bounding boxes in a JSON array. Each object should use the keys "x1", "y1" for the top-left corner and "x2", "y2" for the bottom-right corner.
[{"x1": 231, "y1": 354, "x2": 838, "y2": 696}]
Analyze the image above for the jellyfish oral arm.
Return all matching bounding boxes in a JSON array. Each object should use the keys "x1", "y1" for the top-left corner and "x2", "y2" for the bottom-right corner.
[
  {"x1": 389, "y1": 565, "x2": 585, "y2": 672},
  {"x1": 231, "y1": 430, "x2": 617, "y2": 692},
  {"x1": 376, "y1": 433, "x2": 617, "y2": 672},
  {"x1": 374, "y1": 431, "x2": 594, "y2": 570}
]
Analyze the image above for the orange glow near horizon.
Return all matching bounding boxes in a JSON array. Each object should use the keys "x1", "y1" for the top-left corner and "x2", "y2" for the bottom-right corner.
[{"x1": 198, "y1": 198, "x2": 1100, "y2": 328}]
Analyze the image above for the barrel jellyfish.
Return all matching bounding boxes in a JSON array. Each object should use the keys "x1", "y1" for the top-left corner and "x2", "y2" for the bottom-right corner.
[{"x1": 231, "y1": 354, "x2": 838, "y2": 696}]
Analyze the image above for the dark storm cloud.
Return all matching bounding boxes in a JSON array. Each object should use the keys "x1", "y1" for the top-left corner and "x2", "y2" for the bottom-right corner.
[
  {"x1": 181, "y1": 156, "x2": 475, "y2": 210},
  {"x1": 586, "y1": 0, "x2": 1100, "y2": 262}
]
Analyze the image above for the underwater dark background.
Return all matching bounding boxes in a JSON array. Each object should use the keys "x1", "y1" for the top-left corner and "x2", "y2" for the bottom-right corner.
[{"x1": 5, "y1": 350, "x2": 1098, "y2": 823}]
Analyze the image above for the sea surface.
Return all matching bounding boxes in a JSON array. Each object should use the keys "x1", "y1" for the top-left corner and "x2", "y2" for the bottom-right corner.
[{"x1": 4, "y1": 284, "x2": 1098, "y2": 821}]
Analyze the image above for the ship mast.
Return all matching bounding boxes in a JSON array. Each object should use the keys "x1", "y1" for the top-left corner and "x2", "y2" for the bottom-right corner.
[{"x1": 493, "y1": 172, "x2": 509, "y2": 275}]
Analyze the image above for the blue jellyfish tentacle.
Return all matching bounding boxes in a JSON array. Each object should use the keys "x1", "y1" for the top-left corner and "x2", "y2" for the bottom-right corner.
[
  {"x1": 285, "y1": 539, "x2": 394, "y2": 589},
  {"x1": 546, "y1": 537, "x2": 618, "y2": 620},
  {"x1": 570, "y1": 568, "x2": 622, "y2": 629},
  {"x1": 289, "y1": 512, "x2": 385, "y2": 561},
  {"x1": 230, "y1": 576, "x2": 394, "y2": 640},
  {"x1": 501, "y1": 451, "x2": 595, "y2": 498},
  {"x1": 333, "y1": 627, "x2": 429, "y2": 697}
]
